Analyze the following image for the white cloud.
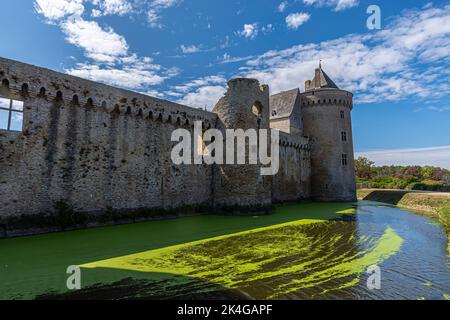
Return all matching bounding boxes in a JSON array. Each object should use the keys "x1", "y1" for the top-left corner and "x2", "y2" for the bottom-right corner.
[
  {"x1": 34, "y1": 0, "x2": 84, "y2": 22},
  {"x1": 262, "y1": 24, "x2": 274, "y2": 34},
  {"x1": 180, "y1": 44, "x2": 201, "y2": 54},
  {"x1": 34, "y1": 0, "x2": 173, "y2": 92},
  {"x1": 147, "y1": 9, "x2": 162, "y2": 28},
  {"x1": 90, "y1": 0, "x2": 133, "y2": 17},
  {"x1": 427, "y1": 106, "x2": 450, "y2": 112},
  {"x1": 178, "y1": 86, "x2": 226, "y2": 110},
  {"x1": 172, "y1": 75, "x2": 227, "y2": 109},
  {"x1": 278, "y1": 1, "x2": 287, "y2": 13},
  {"x1": 173, "y1": 75, "x2": 227, "y2": 93},
  {"x1": 239, "y1": 5, "x2": 450, "y2": 104},
  {"x1": 219, "y1": 53, "x2": 255, "y2": 64},
  {"x1": 146, "y1": 0, "x2": 181, "y2": 28},
  {"x1": 355, "y1": 146, "x2": 450, "y2": 169},
  {"x1": 178, "y1": 5, "x2": 450, "y2": 109},
  {"x1": 150, "y1": 0, "x2": 181, "y2": 9},
  {"x1": 285, "y1": 12, "x2": 310, "y2": 30},
  {"x1": 303, "y1": 0, "x2": 359, "y2": 11},
  {"x1": 237, "y1": 23, "x2": 259, "y2": 39},
  {"x1": 66, "y1": 62, "x2": 165, "y2": 89},
  {"x1": 61, "y1": 18, "x2": 129, "y2": 63}
]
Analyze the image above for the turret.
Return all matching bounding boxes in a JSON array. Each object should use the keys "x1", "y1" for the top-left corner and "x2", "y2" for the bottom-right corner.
[
  {"x1": 300, "y1": 64, "x2": 356, "y2": 201},
  {"x1": 212, "y1": 78, "x2": 272, "y2": 209}
]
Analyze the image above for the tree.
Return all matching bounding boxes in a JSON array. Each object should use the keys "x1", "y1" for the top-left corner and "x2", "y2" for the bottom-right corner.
[{"x1": 355, "y1": 157, "x2": 375, "y2": 179}]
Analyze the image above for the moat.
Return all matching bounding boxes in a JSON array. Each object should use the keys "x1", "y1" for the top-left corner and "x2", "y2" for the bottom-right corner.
[{"x1": 0, "y1": 201, "x2": 449, "y2": 300}]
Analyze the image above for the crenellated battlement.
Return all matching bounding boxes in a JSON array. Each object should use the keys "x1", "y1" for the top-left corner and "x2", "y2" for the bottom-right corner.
[
  {"x1": 301, "y1": 90, "x2": 353, "y2": 109},
  {"x1": 279, "y1": 131, "x2": 311, "y2": 151},
  {"x1": 0, "y1": 57, "x2": 217, "y2": 130}
]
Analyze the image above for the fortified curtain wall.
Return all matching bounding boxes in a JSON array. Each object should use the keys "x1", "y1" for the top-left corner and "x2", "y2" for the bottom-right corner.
[
  {"x1": 0, "y1": 57, "x2": 313, "y2": 222},
  {"x1": 272, "y1": 132, "x2": 311, "y2": 202},
  {"x1": 0, "y1": 58, "x2": 216, "y2": 217}
]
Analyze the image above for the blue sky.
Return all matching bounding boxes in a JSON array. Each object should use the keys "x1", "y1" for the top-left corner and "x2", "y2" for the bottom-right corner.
[{"x1": 1, "y1": 0, "x2": 450, "y2": 168}]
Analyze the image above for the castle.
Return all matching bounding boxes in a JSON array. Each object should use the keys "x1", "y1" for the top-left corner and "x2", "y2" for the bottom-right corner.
[{"x1": 0, "y1": 57, "x2": 356, "y2": 234}]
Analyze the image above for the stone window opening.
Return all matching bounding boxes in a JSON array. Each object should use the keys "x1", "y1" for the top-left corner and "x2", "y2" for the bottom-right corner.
[
  {"x1": 39, "y1": 87, "x2": 46, "y2": 97},
  {"x1": 86, "y1": 98, "x2": 94, "y2": 107},
  {"x1": 72, "y1": 95, "x2": 79, "y2": 105},
  {"x1": 21, "y1": 84, "x2": 29, "y2": 96},
  {"x1": 340, "y1": 110, "x2": 345, "y2": 119},
  {"x1": 1, "y1": 79, "x2": 9, "y2": 88},
  {"x1": 341, "y1": 131, "x2": 347, "y2": 142},
  {"x1": 252, "y1": 101, "x2": 263, "y2": 129},
  {"x1": 0, "y1": 96, "x2": 24, "y2": 132},
  {"x1": 341, "y1": 153, "x2": 348, "y2": 166}
]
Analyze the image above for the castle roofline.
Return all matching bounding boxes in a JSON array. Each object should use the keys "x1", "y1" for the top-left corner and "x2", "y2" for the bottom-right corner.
[
  {"x1": 305, "y1": 64, "x2": 339, "y2": 91},
  {"x1": 269, "y1": 88, "x2": 300, "y2": 119}
]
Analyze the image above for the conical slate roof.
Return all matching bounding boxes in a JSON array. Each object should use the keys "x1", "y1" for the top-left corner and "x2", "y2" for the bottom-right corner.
[
  {"x1": 305, "y1": 64, "x2": 339, "y2": 91},
  {"x1": 314, "y1": 67, "x2": 339, "y2": 89}
]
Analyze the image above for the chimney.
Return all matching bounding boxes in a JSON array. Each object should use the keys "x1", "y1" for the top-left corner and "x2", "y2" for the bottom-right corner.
[
  {"x1": 305, "y1": 80, "x2": 311, "y2": 91},
  {"x1": 314, "y1": 68, "x2": 321, "y2": 88}
]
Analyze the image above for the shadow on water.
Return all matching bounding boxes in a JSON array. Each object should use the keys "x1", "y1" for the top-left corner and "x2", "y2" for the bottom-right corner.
[
  {"x1": 36, "y1": 271, "x2": 247, "y2": 300},
  {"x1": 362, "y1": 190, "x2": 412, "y2": 205}
]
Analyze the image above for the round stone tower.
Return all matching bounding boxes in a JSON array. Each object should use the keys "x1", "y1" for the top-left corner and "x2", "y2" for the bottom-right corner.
[
  {"x1": 300, "y1": 64, "x2": 356, "y2": 201},
  {"x1": 212, "y1": 78, "x2": 272, "y2": 209}
]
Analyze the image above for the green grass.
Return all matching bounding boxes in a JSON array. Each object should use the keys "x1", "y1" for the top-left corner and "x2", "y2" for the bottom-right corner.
[{"x1": 0, "y1": 202, "x2": 355, "y2": 300}]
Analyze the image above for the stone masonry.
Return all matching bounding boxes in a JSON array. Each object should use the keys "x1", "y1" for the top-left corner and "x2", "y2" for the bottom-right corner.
[{"x1": 0, "y1": 57, "x2": 356, "y2": 232}]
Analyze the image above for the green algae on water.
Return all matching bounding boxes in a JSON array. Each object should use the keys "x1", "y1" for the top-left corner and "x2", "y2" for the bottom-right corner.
[{"x1": 82, "y1": 220, "x2": 404, "y2": 299}]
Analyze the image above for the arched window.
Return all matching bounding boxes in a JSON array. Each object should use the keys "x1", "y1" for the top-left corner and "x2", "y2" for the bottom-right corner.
[
  {"x1": 21, "y1": 84, "x2": 29, "y2": 96},
  {"x1": 252, "y1": 101, "x2": 263, "y2": 128},
  {"x1": 39, "y1": 87, "x2": 46, "y2": 97},
  {"x1": 340, "y1": 110, "x2": 345, "y2": 119},
  {"x1": 1, "y1": 79, "x2": 9, "y2": 88},
  {"x1": 252, "y1": 101, "x2": 262, "y2": 117},
  {"x1": 72, "y1": 95, "x2": 79, "y2": 105},
  {"x1": 341, "y1": 131, "x2": 347, "y2": 142}
]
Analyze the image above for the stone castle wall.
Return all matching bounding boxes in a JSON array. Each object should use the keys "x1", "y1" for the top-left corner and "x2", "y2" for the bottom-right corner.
[
  {"x1": 0, "y1": 57, "x2": 216, "y2": 218},
  {"x1": 272, "y1": 132, "x2": 311, "y2": 202},
  {"x1": 0, "y1": 57, "x2": 345, "y2": 230}
]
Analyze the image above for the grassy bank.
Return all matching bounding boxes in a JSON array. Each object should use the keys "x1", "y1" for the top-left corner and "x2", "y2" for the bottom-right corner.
[{"x1": 357, "y1": 189, "x2": 450, "y2": 251}]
